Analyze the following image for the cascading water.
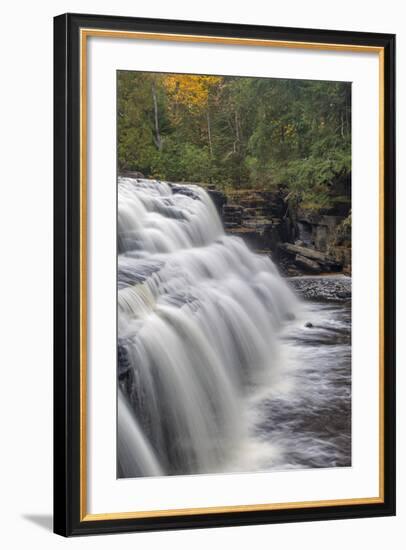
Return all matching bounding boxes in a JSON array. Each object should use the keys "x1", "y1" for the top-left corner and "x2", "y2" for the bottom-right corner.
[{"x1": 117, "y1": 177, "x2": 351, "y2": 478}]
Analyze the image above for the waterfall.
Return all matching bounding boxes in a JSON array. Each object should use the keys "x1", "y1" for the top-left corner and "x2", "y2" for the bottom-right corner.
[
  {"x1": 117, "y1": 177, "x2": 298, "y2": 478},
  {"x1": 117, "y1": 389, "x2": 163, "y2": 478}
]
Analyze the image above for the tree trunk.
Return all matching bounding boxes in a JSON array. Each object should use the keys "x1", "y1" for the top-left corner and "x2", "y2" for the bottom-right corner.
[
  {"x1": 151, "y1": 82, "x2": 162, "y2": 151},
  {"x1": 234, "y1": 110, "x2": 240, "y2": 152},
  {"x1": 207, "y1": 107, "x2": 213, "y2": 158}
]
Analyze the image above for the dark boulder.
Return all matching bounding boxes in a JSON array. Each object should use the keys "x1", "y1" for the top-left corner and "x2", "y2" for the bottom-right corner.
[{"x1": 207, "y1": 188, "x2": 227, "y2": 214}]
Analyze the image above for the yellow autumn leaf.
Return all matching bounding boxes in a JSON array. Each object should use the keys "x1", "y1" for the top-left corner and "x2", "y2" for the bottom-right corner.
[{"x1": 163, "y1": 75, "x2": 222, "y2": 110}]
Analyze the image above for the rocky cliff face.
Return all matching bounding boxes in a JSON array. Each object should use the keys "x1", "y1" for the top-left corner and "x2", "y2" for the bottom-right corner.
[
  {"x1": 208, "y1": 186, "x2": 287, "y2": 250},
  {"x1": 292, "y1": 211, "x2": 352, "y2": 274},
  {"x1": 206, "y1": 186, "x2": 351, "y2": 276}
]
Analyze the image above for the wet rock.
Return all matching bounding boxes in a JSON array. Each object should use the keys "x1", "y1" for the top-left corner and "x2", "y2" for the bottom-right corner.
[
  {"x1": 118, "y1": 258, "x2": 164, "y2": 288},
  {"x1": 222, "y1": 204, "x2": 244, "y2": 227},
  {"x1": 295, "y1": 254, "x2": 322, "y2": 273},
  {"x1": 263, "y1": 223, "x2": 284, "y2": 251},
  {"x1": 294, "y1": 210, "x2": 351, "y2": 272},
  {"x1": 118, "y1": 342, "x2": 131, "y2": 381},
  {"x1": 225, "y1": 227, "x2": 263, "y2": 248},
  {"x1": 279, "y1": 242, "x2": 342, "y2": 272},
  {"x1": 305, "y1": 322, "x2": 314, "y2": 328},
  {"x1": 207, "y1": 188, "x2": 227, "y2": 215},
  {"x1": 170, "y1": 185, "x2": 200, "y2": 199}
]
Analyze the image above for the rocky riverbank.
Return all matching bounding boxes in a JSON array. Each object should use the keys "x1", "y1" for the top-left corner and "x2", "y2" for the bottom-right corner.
[
  {"x1": 204, "y1": 185, "x2": 351, "y2": 276},
  {"x1": 288, "y1": 275, "x2": 351, "y2": 303}
]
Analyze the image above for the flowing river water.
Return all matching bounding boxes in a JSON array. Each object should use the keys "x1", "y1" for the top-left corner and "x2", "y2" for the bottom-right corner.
[{"x1": 117, "y1": 177, "x2": 351, "y2": 478}]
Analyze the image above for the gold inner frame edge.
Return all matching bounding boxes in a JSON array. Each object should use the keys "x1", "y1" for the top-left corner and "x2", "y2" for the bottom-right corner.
[{"x1": 79, "y1": 28, "x2": 385, "y2": 522}]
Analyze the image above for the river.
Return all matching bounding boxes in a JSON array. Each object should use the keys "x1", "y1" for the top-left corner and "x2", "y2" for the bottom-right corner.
[{"x1": 117, "y1": 177, "x2": 351, "y2": 478}]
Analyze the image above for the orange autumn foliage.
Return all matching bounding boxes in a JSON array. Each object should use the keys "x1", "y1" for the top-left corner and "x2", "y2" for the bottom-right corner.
[{"x1": 163, "y1": 74, "x2": 223, "y2": 112}]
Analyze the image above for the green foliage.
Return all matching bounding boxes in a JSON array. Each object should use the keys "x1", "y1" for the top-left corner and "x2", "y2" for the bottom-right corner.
[
  {"x1": 150, "y1": 139, "x2": 212, "y2": 183},
  {"x1": 117, "y1": 71, "x2": 351, "y2": 211}
]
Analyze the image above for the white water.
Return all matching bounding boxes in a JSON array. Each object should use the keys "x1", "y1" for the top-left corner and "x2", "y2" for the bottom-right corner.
[{"x1": 117, "y1": 177, "x2": 351, "y2": 478}]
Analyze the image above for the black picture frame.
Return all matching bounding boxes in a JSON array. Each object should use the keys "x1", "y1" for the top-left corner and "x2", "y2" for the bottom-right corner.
[{"x1": 54, "y1": 12, "x2": 396, "y2": 537}]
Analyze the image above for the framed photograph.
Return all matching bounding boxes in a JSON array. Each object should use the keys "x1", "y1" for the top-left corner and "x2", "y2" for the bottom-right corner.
[{"x1": 53, "y1": 13, "x2": 395, "y2": 536}]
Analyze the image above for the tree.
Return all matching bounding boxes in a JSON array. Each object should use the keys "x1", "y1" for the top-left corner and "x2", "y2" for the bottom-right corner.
[{"x1": 117, "y1": 71, "x2": 351, "y2": 210}]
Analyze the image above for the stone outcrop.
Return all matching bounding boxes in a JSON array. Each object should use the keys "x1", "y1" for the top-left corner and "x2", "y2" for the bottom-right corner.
[
  {"x1": 291, "y1": 211, "x2": 351, "y2": 274},
  {"x1": 278, "y1": 243, "x2": 342, "y2": 273},
  {"x1": 212, "y1": 189, "x2": 289, "y2": 253},
  {"x1": 203, "y1": 185, "x2": 351, "y2": 276},
  {"x1": 294, "y1": 254, "x2": 322, "y2": 273},
  {"x1": 206, "y1": 185, "x2": 227, "y2": 215}
]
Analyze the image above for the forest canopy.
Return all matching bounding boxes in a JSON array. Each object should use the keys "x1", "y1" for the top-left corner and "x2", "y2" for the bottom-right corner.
[{"x1": 117, "y1": 72, "x2": 351, "y2": 211}]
